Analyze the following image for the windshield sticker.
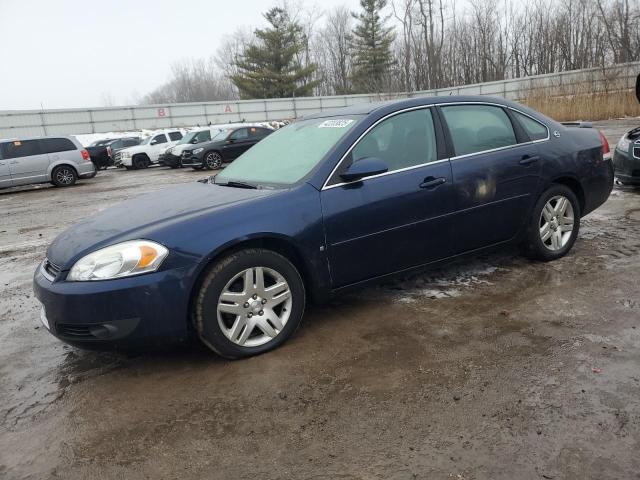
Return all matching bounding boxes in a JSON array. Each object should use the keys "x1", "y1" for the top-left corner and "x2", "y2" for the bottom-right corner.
[{"x1": 318, "y1": 119, "x2": 354, "y2": 128}]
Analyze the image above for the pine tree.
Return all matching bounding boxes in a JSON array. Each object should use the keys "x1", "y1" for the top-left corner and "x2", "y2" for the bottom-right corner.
[
  {"x1": 350, "y1": 0, "x2": 396, "y2": 93},
  {"x1": 231, "y1": 8, "x2": 318, "y2": 99}
]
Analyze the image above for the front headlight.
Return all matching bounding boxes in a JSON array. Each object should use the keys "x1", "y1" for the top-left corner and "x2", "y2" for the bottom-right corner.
[
  {"x1": 67, "y1": 240, "x2": 169, "y2": 281},
  {"x1": 193, "y1": 148, "x2": 204, "y2": 154},
  {"x1": 123, "y1": 151, "x2": 132, "y2": 158},
  {"x1": 617, "y1": 136, "x2": 631, "y2": 151}
]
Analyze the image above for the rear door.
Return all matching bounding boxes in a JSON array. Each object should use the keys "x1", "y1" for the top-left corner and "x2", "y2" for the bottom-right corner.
[
  {"x1": 321, "y1": 107, "x2": 456, "y2": 287},
  {"x1": 1, "y1": 139, "x2": 49, "y2": 185},
  {"x1": 0, "y1": 143, "x2": 12, "y2": 187},
  {"x1": 438, "y1": 104, "x2": 542, "y2": 253}
]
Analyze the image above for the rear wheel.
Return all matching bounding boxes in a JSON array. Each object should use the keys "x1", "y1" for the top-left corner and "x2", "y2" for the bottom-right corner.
[
  {"x1": 194, "y1": 248, "x2": 305, "y2": 359},
  {"x1": 51, "y1": 165, "x2": 77, "y2": 187},
  {"x1": 523, "y1": 184, "x2": 580, "y2": 261}
]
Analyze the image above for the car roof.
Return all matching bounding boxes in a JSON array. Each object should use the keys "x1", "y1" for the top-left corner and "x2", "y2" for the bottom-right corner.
[
  {"x1": 304, "y1": 95, "x2": 523, "y2": 119},
  {"x1": 0, "y1": 135, "x2": 75, "y2": 143}
]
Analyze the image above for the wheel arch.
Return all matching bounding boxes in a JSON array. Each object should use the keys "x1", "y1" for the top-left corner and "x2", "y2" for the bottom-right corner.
[
  {"x1": 550, "y1": 175, "x2": 585, "y2": 214},
  {"x1": 186, "y1": 234, "x2": 323, "y2": 329},
  {"x1": 47, "y1": 162, "x2": 78, "y2": 181}
]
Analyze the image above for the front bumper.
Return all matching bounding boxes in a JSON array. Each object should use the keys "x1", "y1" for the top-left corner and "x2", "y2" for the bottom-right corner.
[
  {"x1": 33, "y1": 262, "x2": 192, "y2": 348},
  {"x1": 181, "y1": 154, "x2": 204, "y2": 167},
  {"x1": 613, "y1": 147, "x2": 640, "y2": 184},
  {"x1": 159, "y1": 152, "x2": 181, "y2": 167}
]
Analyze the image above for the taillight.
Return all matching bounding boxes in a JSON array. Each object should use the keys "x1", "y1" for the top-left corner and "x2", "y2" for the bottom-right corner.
[
  {"x1": 598, "y1": 130, "x2": 611, "y2": 160},
  {"x1": 81, "y1": 149, "x2": 90, "y2": 161},
  {"x1": 106, "y1": 146, "x2": 112, "y2": 158}
]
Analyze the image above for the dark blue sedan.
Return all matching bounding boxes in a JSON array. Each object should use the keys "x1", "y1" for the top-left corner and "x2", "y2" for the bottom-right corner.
[{"x1": 34, "y1": 96, "x2": 614, "y2": 358}]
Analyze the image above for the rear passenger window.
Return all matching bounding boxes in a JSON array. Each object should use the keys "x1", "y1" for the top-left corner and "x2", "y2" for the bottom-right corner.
[
  {"x1": 512, "y1": 111, "x2": 548, "y2": 141},
  {"x1": 168, "y1": 132, "x2": 183, "y2": 141},
  {"x1": 350, "y1": 108, "x2": 438, "y2": 172},
  {"x1": 441, "y1": 105, "x2": 517, "y2": 156},
  {"x1": 0, "y1": 140, "x2": 43, "y2": 159},
  {"x1": 40, "y1": 138, "x2": 76, "y2": 153}
]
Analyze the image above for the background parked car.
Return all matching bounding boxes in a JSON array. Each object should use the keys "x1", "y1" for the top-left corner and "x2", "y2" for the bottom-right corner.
[
  {"x1": 114, "y1": 131, "x2": 183, "y2": 169},
  {"x1": 87, "y1": 137, "x2": 140, "y2": 170},
  {"x1": 613, "y1": 74, "x2": 640, "y2": 185},
  {"x1": 181, "y1": 125, "x2": 273, "y2": 170},
  {"x1": 158, "y1": 127, "x2": 222, "y2": 169},
  {"x1": 0, "y1": 136, "x2": 95, "y2": 189}
]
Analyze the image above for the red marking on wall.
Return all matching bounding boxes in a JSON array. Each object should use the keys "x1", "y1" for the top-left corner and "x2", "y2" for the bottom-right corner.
[
  {"x1": 224, "y1": 105, "x2": 232, "y2": 113},
  {"x1": 157, "y1": 108, "x2": 166, "y2": 117}
]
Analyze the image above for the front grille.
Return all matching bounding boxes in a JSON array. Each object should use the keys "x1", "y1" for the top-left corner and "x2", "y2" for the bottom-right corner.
[
  {"x1": 42, "y1": 259, "x2": 61, "y2": 281},
  {"x1": 182, "y1": 151, "x2": 191, "y2": 157}
]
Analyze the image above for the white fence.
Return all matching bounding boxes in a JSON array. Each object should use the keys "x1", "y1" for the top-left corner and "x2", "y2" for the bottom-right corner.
[{"x1": 1, "y1": 62, "x2": 638, "y2": 139}]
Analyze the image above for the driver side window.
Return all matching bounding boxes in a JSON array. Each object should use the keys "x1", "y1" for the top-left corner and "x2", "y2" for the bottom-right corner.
[
  {"x1": 229, "y1": 128, "x2": 249, "y2": 141},
  {"x1": 152, "y1": 134, "x2": 167, "y2": 145},
  {"x1": 351, "y1": 108, "x2": 438, "y2": 172}
]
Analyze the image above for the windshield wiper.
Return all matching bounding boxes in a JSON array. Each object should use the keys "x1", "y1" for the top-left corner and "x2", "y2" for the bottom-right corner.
[{"x1": 216, "y1": 180, "x2": 258, "y2": 189}]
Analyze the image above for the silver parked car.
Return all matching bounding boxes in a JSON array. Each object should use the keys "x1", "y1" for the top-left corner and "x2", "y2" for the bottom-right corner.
[{"x1": 0, "y1": 136, "x2": 96, "y2": 189}]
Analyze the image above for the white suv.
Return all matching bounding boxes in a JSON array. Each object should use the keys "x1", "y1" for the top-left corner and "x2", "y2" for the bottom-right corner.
[{"x1": 114, "y1": 130, "x2": 183, "y2": 170}]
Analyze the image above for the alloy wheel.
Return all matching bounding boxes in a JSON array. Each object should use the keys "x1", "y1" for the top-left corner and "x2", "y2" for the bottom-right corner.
[
  {"x1": 205, "y1": 152, "x2": 222, "y2": 169},
  {"x1": 539, "y1": 195, "x2": 574, "y2": 251},
  {"x1": 56, "y1": 168, "x2": 74, "y2": 185},
  {"x1": 217, "y1": 266, "x2": 292, "y2": 347}
]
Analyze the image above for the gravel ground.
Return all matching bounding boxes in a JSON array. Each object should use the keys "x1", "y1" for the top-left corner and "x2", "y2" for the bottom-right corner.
[{"x1": 1, "y1": 119, "x2": 639, "y2": 480}]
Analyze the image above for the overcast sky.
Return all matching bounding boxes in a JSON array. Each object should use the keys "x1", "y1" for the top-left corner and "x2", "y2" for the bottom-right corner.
[{"x1": 0, "y1": 0, "x2": 362, "y2": 111}]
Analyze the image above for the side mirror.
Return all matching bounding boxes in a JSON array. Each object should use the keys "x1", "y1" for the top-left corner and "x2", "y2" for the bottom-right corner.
[
  {"x1": 150, "y1": 139, "x2": 157, "y2": 145},
  {"x1": 227, "y1": 138, "x2": 235, "y2": 144},
  {"x1": 340, "y1": 157, "x2": 388, "y2": 182}
]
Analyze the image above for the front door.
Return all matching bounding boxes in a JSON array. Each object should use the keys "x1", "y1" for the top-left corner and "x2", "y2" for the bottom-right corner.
[
  {"x1": 438, "y1": 104, "x2": 542, "y2": 253},
  {"x1": 1, "y1": 139, "x2": 49, "y2": 185},
  {"x1": 223, "y1": 128, "x2": 253, "y2": 160},
  {"x1": 321, "y1": 108, "x2": 456, "y2": 288}
]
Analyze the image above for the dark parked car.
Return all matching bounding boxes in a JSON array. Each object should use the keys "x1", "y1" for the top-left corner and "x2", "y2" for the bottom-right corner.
[
  {"x1": 34, "y1": 96, "x2": 613, "y2": 358},
  {"x1": 181, "y1": 126, "x2": 273, "y2": 170},
  {"x1": 86, "y1": 137, "x2": 140, "y2": 170},
  {"x1": 612, "y1": 74, "x2": 640, "y2": 185}
]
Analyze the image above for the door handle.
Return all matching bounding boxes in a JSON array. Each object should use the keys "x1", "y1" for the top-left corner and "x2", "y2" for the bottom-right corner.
[
  {"x1": 420, "y1": 176, "x2": 447, "y2": 189},
  {"x1": 519, "y1": 155, "x2": 540, "y2": 166}
]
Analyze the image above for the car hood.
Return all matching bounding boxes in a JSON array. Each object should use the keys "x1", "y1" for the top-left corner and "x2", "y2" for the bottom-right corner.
[{"x1": 47, "y1": 181, "x2": 278, "y2": 268}]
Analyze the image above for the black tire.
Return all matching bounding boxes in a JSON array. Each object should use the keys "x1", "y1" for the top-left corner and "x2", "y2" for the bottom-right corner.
[
  {"x1": 191, "y1": 165, "x2": 204, "y2": 171},
  {"x1": 51, "y1": 165, "x2": 77, "y2": 187},
  {"x1": 133, "y1": 155, "x2": 149, "y2": 170},
  {"x1": 170, "y1": 165, "x2": 179, "y2": 169},
  {"x1": 193, "y1": 248, "x2": 306, "y2": 359},
  {"x1": 203, "y1": 151, "x2": 223, "y2": 170},
  {"x1": 523, "y1": 184, "x2": 580, "y2": 261}
]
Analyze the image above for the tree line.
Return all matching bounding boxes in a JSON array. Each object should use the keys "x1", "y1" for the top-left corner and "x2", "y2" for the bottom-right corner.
[{"x1": 140, "y1": 0, "x2": 640, "y2": 104}]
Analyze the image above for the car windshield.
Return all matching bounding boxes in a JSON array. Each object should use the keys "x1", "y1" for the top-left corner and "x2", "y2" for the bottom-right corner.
[
  {"x1": 215, "y1": 117, "x2": 359, "y2": 186},
  {"x1": 139, "y1": 136, "x2": 152, "y2": 145}
]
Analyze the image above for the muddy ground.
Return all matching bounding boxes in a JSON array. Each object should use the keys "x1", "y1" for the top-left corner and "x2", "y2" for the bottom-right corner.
[{"x1": 1, "y1": 120, "x2": 639, "y2": 480}]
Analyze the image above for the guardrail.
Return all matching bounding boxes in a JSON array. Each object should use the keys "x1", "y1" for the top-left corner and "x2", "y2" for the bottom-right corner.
[{"x1": 1, "y1": 62, "x2": 638, "y2": 138}]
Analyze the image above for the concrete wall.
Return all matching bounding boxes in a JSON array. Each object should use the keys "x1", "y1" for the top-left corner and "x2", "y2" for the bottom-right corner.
[{"x1": 1, "y1": 62, "x2": 637, "y2": 139}]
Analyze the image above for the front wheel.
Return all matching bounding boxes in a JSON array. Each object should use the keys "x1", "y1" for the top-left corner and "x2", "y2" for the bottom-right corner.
[
  {"x1": 203, "y1": 151, "x2": 223, "y2": 170},
  {"x1": 51, "y1": 165, "x2": 77, "y2": 187},
  {"x1": 193, "y1": 249, "x2": 306, "y2": 359},
  {"x1": 523, "y1": 184, "x2": 580, "y2": 261}
]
